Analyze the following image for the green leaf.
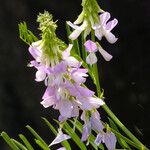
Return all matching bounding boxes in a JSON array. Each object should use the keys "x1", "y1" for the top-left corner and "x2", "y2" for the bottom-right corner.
[
  {"x1": 63, "y1": 122, "x2": 87, "y2": 150},
  {"x1": 42, "y1": 117, "x2": 71, "y2": 150},
  {"x1": 18, "y1": 22, "x2": 38, "y2": 45},
  {"x1": 26, "y1": 125, "x2": 48, "y2": 148},
  {"x1": 35, "y1": 139, "x2": 50, "y2": 150},
  {"x1": 19, "y1": 134, "x2": 34, "y2": 150},
  {"x1": 1, "y1": 132, "x2": 19, "y2": 150},
  {"x1": 108, "y1": 118, "x2": 131, "y2": 149},
  {"x1": 11, "y1": 139, "x2": 28, "y2": 150}
]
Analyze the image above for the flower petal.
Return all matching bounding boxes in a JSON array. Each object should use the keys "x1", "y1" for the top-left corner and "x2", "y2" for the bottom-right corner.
[
  {"x1": 71, "y1": 68, "x2": 88, "y2": 84},
  {"x1": 69, "y1": 20, "x2": 87, "y2": 40},
  {"x1": 98, "y1": 45, "x2": 113, "y2": 61},
  {"x1": 81, "y1": 121, "x2": 91, "y2": 141},
  {"x1": 86, "y1": 52, "x2": 98, "y2": 65},
  {"x1": 59, "y1": 99, "x2": 73, "y2": 119},
  {"x1": 62, "y1": 44, "x2": 73, "y2": 58},
  {"x1": 100, "y1": 12, "x2": 111, "y2": 26},
  {"x1": 105, "y1": 18, "x2": 118, "y2": 31},
  {"x1": 65, "y1": 56, "x2": 79, "y2": 67},
  {"x1": 104, "y1": 132, "x2": 117, "y2": 150},
  {"x1": 50, "y1": 131, "x2": 71, "y2": 146},
  {"x1": 53, "y1": 61, "x2": 67, "y2": 74},
  {"x1": 28, "y1": 46, "x2": 41, "y2": 60},
  {"x1": 104, "y1": 31, "x2": 118, "y2": 44},
  {"x1": 69, "y1": 28, "x2": 83, "y2": 40},
  {"x1": 40, "y1": 96, "x2": 55, "y2": 108},
  {"x1": 94, "y1": 133, "x2": 103, "y2": 145},
  {"x1": 67, "y1": 21, "x2": 79, "y2": 29},
  {"x1": 84, "y1": 40, "x2": 97, "y2": 52},
  {"x1": 95, "y1": 28, "x2": 103, "y2": 40},
  {"x1": 79, "y1": 97, "x2": 104, "y2": 110},
  {"x1": 35, "y1": 70, "x2": 46, "y2": 82}
]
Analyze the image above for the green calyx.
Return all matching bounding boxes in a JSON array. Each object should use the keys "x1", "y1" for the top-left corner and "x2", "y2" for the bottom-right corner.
[
  {"x1": 37, "y1": 11, "x2": 66, "y2": 65},
  {"x1": 81, "y1": 0, "x2": 103, "y2": 27}
]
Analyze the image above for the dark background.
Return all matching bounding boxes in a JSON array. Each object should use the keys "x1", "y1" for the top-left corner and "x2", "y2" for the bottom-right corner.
[{"x1": 0, "y1": 0, "x2": 150, "y2": 149}]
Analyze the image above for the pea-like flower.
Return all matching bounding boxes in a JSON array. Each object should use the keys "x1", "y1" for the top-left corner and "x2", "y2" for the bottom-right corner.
[
  {"x1": 84, "y1": 40, "x2": 113, "y2": 65},
  {"x1": 67, "y1": 12, "x2": 118, "y2": 44},
  {"x1": 94, "y1": 12, "x2": 118, "y2": 44}
]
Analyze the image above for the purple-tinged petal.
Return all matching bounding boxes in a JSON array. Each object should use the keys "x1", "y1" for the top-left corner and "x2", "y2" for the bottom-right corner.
[
  {"x1": 71, "y1": 68, "x2": 88, "y2": 84},
  {"x1": 79, "y1": 97, "x2": 104, "y2": 110},
  {"x1": 105, "y1": 18, "x2": 118, "y2": 31},
  {"x1": 28, "y1": 46, "x2": 41, "y2": 60},
  {"x1": 84, "y1": 40, "x2": 97, "y2": 52},
  {"x1": 71, "y1": 101, "x2": 79, "y2": 117},
  {"x1": 90, "y1": 111, "x2": 104, "y2": 132},
  {"x1": 42, "y1": 87, "x2": 55, "y2": 99},
  {"x1": 59, "y1": 99, "x2": 73, "y2": 119},
  {"x1": 65, "y1": 81, "x2": 80, "y2": 97},
  {"x1": 29, "y1": 60, "x2": 40, "y2": 68},
  {"x1": 94, "y1": 133, "x2": 103, "y2": 145},
  {"x1": 81, "y1": 121, "x2": 91, "y2": 141},
  {"x1": 40, "y1": 96, "x2": 55, "y2": 108},
  {"x1": 100, "y1": 12, "x2": 111, "y2": 26},
  {"x1": 103, "y1": 31, "x2": 118, "y2": 44},
  {"x1": 98, "y1": 45, "x2": 113, "y2": 61},
  {"x1": 53, "y1": 61, "x2": 67, "y2": 74},
  {"x1": 66, "y1": 81, "x2": 94, "y2": 97},
  {"x1": 69, "y1": 20, "x2": 88, "y2": 40},
  {"x1": 86, "y1": 52, "x2": 98, "y2": 65},
  {"x1": 75, "y1": 85, "x2": 95, "y2": 97},
  {"x1": 65, "y1": 56, "x2": 79, "y2": 67},
  {"x1": 69, "y1": 28, "x2": 83, "y2": 40},
  {"x1": 67, "y1": 21, "x2": 79, "y2": 30},
  {"x1": 80, "y1": 111, "x2": 86, "y2": 122},
  {"x1": 95, "y1": 28, "x2": 103, "y2": 40},
  {"x1": 62, "y1": 44, "x2": 73, "y2": 58},
  {"x1": 50, "y1": 131, "x2": 71, "y2": 146},
  {"x1": 58, "y1": 115, "x2": 67, "y2": 122},
  {"x1": 104, "y1": 132, "x2": 117, "y2": 150},
  {"x1": 35, "y1": 70, "x2": 46, "y2": 82}
]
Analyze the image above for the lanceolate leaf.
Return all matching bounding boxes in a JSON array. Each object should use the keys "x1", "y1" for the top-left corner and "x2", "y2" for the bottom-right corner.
[
  {"x1": 19, "y1": 134, "x2": 34, "y2": 150},
  {"x1": 35, "y1": 139, "x2": 50, "y2": 150},
  {"x1": 11, "y1": 139, "x2": 28, "y2": 150},
  {"x1": 1, "y1": 132, "x2": 19, "y2": 150},
  {"x1": 18, "y1": 22, "x2": 38, "y2": 45},
  {"x1": 26, "y1": 125, "x2": 49, "y2": 148},
  {"x1": 63, "y1": 122, "x2": 87, "y2": 150}
]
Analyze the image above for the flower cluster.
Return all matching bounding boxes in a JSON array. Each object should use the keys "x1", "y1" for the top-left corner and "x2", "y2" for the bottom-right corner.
[
  {"x1": 28, "y1": 11, "x2": 117, "y2": 150},
  {"x1": 67, "y1": 0, "x2": 118, "y2": 65}
]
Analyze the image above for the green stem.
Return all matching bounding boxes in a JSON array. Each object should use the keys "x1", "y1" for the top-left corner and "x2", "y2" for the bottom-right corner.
[
  {"x1": 81, "y1": 32, "x2": 87, "y2": 61},
  {"x1": 102, "y1": 104, "x2": 148, "y2": 149},
  {"x1": 91, "y1": 29, "x2": 101, "y2": 97},
  {"x1": 90, "y1": 30, "x2": 148, "y2": 150},
  {"x1": 93, "y1": 64, "x2": 148, "y2": 150},
  {"x1": 93, "y1": 63, "x2": 101, "y2": 96}
]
